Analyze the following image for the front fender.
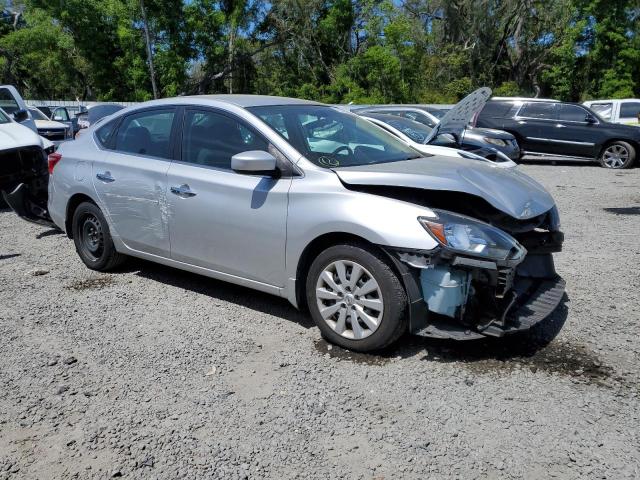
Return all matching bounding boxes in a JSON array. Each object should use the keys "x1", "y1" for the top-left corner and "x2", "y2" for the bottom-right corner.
[{"x1": 285, "y1": 169, "x2": 439, "y2": 283}]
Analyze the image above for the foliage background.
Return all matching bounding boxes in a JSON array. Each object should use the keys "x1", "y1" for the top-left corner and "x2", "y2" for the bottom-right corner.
[{"x1": 1, "y1": 0, "x2": 638, "y2": 102}]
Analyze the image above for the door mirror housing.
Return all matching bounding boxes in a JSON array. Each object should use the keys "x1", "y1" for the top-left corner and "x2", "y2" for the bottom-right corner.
[
  {"x1": 53, "y1": 115, "x2": 64, "y2": 122},
  {"x1": 231, "y1": 150, "x2": 277, "y2": 174},
  {"x1": 13, "y1": 109, "x2": 29, "y2": 123},
  {"x1": 585, "y1": 114, "x2": 597, "y2": 124},
  {"x1": 431, "y1": 133, "x2": 458, "y2": 147}
]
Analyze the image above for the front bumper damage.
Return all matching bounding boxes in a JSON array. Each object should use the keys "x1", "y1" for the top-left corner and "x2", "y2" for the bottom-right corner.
[{"x1": 385, "y1": 230, "x2": 565, "y2": 340}]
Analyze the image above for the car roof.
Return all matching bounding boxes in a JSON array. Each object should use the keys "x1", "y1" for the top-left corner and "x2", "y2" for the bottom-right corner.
[
  {"x1": 177, "y1": 94, "x2": 322, "y2": 108},
  {"x1": 491, "y1": 97, "x2": 560, "y2": 102}
]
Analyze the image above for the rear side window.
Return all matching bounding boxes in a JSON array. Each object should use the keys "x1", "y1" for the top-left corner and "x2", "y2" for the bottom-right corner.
[
  {"x1": 589, "y1": 103, "x2": 613, "y2": 120},
  {"x1": 96, "y1": 120, "x2": 118, "y2": 146},
  {"x1": 620, "y1": 102, "x2": 640, "y2": 118},
  {"x1": 114, "y1": 109, "x2": 176, "y2": 159},
  {"x1": 479, "y1": 101, "x2": 514, "y2": 118},
  {"x1": 181, "y1": 109, "x2": 269, "y2": 170},
  {"x1": 558, "y1": 104, "x2": 589, "y2": 122},
  {"x1": 518, "y1": 102, "x2": 557, "y2": 120}
]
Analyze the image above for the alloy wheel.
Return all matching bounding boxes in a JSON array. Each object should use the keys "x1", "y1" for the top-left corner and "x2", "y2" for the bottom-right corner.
[
  {"x1": 315, "y1": 260, "x2": 384, "y2": 340},
  {"x1": 602, "y1": 145, "x2": 629, "y2": 168}
]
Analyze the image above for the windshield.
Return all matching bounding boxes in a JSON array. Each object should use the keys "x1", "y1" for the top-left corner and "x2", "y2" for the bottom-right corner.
[
  {"x1": 425, "y1": 108, "x2": 446, "y2": 119},
  {"x1": 29, "y1": 108, "x2": 49, "y2": 121},
  {"x1": 248, "y1": 105, "x2": 422, "y2": 168},
  {"x1": 366, "y1": 114, "x2": 433, "y2": 144}
]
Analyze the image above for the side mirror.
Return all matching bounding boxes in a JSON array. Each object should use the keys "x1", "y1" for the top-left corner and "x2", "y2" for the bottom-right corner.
[
  {"x1": 231, "y1": 150, "x2": 277, "y2": 174},
  {"x1": 53, "y1": 115, "x2": 64, "y2": 122},
  {"x1": 13, "y1": 109, "x2": 29, "y2": 123},
  {"x1": 585, "y1": 114, "x2": 597, "y2": 124},
  {"x1": 432, "y1": 133, "x2": 458, "y2": 147}
]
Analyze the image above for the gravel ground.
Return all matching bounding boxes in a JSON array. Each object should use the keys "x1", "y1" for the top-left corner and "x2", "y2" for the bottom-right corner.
[{"x1": 0, "y1": 163, "x2": 639, "y2": 479}]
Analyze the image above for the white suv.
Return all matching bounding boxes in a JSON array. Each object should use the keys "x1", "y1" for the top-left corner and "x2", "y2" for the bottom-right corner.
[{"x1": 583, "y1": 99, "x2": 640, "y2": 126}]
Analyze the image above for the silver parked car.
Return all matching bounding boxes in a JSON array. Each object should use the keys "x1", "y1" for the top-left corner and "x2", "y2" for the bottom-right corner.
[{"x1": 2, "y1": 95, "x2": 565, "y2": 351}]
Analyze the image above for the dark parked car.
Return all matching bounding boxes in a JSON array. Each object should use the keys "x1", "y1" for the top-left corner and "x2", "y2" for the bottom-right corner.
[{"x1": 475, "y1": 97, "x2": 640, "y2": 169}]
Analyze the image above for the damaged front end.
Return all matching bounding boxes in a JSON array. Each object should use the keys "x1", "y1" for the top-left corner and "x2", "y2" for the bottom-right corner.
[
  {"x1": 386, "y1": 205, "x2": 565, "y2": 340},
  {"x1": 0, "y1": 145, "x2": 54, "y2": 227}
]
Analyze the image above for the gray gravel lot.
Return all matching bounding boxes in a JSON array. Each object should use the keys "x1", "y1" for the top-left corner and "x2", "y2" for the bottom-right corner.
[{"x1": 1, "y1": 163, "x2": 639, "y2": 479}]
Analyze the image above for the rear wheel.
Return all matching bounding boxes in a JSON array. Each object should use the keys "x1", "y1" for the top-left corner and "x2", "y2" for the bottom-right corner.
[
  {"x1": 599, "y1": 141, "x2": 636, "y2": 169},
  {"x1": 306, "y1": 243, "x2": 407, "y2": 352},
  {"x1": 72, "y1": 202, "x2": 125, "y2": 271}
]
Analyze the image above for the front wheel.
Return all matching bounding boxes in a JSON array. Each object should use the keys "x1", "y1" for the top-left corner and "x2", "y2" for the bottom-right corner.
[
  {"x1": 599, "y1": 141, "x2": 636, "y2": 169},
  {"x1": 72, "y1": 201, "x2": 126, "y2": 271},
  {"x1": 306, "y1": 243, "x2": 407, "y2": 352}
]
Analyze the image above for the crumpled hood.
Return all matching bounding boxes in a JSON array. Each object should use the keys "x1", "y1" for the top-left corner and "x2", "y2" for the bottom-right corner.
[
  {"x1": 0, "y1": 122, "x2": 44, "y2": 152},
  {"x1": 334, "y1": 156, "x2": 555, "y2": 219}
]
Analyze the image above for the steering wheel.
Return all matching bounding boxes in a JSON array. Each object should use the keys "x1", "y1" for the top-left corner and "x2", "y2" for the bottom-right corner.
[{"x1": 332, "y1": 145, "x2": 354, "y2": 156}]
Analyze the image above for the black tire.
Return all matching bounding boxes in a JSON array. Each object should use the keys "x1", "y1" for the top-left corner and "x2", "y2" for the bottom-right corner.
[
  {"x1": 72, "y1": 201, "x2": 126, "y2": 271},
  {"x1": 306, "y1": 243, "x2": 407, "y2": 352},
  {"x1": 599, "y1": 141, "x2": 636, "y2": 169}
]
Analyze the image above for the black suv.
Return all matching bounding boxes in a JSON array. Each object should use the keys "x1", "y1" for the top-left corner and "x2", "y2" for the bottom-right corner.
[{"x1": 475, "y1": 98, "x2": 640, "y2": 169}]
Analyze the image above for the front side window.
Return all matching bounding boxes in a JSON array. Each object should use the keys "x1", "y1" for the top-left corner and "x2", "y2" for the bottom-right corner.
[
  {"x1": 0, "y1": 88, "x2": 19, "y2": 114},
  {"x1": 114, "y1": 109, "x2": 176, "y2": 159},
  {"x1": 558, "y1": 104, "x2": 589, "y2": 122},
  {"x1": 181, "y1": 109, "x2": 268, "y2": 170},
  {"x1": 53, "y1": 108, "x2": 70, "y2": 121},
  {"x1": 519, "y1": 102, "x2": 557, "y2": 119},
  {"x1": 588, "y1": 103, "x2": 612, "y2": 120},
  {"x1": 249, "y1": 105, "x2": 421, "y2": 168},
  {"x1": 620, "y1": 102, "x2": 640, "y2": 118}
]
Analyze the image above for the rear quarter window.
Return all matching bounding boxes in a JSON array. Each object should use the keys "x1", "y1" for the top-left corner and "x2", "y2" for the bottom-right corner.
[
  {"x1": 95, "y1": 119, "x2": 119, "y2": 147},
  {"x1": 478, "y1": 101, "x2": 516, "y2": 119}
]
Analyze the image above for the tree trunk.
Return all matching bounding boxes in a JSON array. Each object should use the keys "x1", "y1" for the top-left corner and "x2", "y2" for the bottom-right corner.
[{"x1": 140, "y1": 0, "x2": 158, "y2": 99}]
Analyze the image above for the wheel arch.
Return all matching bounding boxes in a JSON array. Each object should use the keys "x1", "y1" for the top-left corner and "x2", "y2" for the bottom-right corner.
[
  {"x1": 293, "y1": 232, "x2": 406, "y2": 312},
  {"x1": 598, "y1": 138, "x2": 639, "y2": 157},
  {"x1": 65, "y1": 193, "x2": 98, "y2": 238},
  {"x1": 295, "y1": 233, "x2": 375, "y2": 310}
]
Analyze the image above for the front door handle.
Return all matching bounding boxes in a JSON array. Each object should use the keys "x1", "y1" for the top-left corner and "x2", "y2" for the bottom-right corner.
[
  {"x1": 96, "y1": 171, "x2": 115, "y2": 183},
  {"x1": 555, "y1": 124, "x2": 567, "y2": 128},
  {"x1": 170, "y1": 184, "x2": 197, "y2": 197}
]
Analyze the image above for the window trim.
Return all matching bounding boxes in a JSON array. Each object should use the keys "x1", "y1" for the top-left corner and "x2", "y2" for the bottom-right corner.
[
  {"x1": 106, "y1": 105, "x2": 180, "y2": 161},
  {"x1": 175, "y1": 105, "x2": 300, "y2": 177}
]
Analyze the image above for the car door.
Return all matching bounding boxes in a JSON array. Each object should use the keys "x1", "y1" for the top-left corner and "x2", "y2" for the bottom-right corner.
[
  {"x1": 513, "y1": 102, "x2": 559, "y2": 154},
  {"x1": 549, "y1": 104, "x2": 600, "y2": 157},
  {"x1": 92, "y1": 107, "x2": 177, "y2": 257},
  {"x1": 52, "y1": 107, "x2": 75, "y2": 135},
  {"x1": 167, "y1": 107, "x2": 291, "y2": 287}
]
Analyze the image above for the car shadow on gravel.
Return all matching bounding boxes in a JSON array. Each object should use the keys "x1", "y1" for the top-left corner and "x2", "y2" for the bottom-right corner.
[
  {"x1": 317, "y1": 296, "x2": 615, "y2": 386},
  {"x1": 128, "y1": 258, "x2": 316, "y2": 329}
]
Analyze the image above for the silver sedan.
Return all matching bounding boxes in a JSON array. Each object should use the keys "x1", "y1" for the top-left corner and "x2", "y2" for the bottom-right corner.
[{"x1": 3, "y1": 95, "x2": 566, "y2": 351}]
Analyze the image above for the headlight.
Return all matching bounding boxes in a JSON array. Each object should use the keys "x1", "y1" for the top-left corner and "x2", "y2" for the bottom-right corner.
[
  {"x1": 483, "y1": 137, "x2": 507, "y2": 146},
  {"x1": 418, "y1": 210, "x2": 525, "y2": 261}
]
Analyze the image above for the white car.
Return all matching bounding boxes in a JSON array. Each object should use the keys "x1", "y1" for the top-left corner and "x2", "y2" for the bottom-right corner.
[
  {"x1": 583, "y1": 99, "x2": 640, "y2": 126},
  {"x1": 28, "y1": 107, "x2": 73, "y2": 145},
  {"x1": 0, "y1": 107, "x2": 53, "y2": 213},
  {"x1": 361, "y1": 114, "x2": 517, "y2": 168}
]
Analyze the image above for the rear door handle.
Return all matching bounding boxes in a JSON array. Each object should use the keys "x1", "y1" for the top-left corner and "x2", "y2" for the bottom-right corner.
[
  {"x1": 96, "y1": 171, "x2": 115, "y2": 183},
  {"x1": 170, "y1": 184, "x2": 197, "y2": 197}
]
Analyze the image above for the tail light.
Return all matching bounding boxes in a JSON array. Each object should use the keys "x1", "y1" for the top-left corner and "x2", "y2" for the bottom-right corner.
[{"x1": 48, "y1": 152, "x2": 62, "y2": 174}]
